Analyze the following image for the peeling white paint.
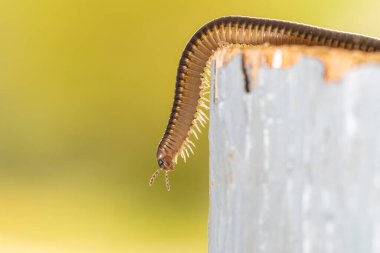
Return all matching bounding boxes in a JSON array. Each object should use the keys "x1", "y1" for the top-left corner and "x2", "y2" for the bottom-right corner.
[{"x1": 209, "y1": 56, "x2": 380, "y2": 253}]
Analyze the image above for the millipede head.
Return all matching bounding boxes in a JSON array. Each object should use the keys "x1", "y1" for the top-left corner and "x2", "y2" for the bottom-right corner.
[
  {"x1": 150, "y1": 149, "x2": 175, "y2": 191},
  {"x1": 156, "y1": 149, "x2": 175, "y2": 171}
]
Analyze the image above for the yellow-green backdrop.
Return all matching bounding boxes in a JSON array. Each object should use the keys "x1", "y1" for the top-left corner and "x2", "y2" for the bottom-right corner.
[{"x1": 0, "y1": 0, "x2": 379, "y2": 252}]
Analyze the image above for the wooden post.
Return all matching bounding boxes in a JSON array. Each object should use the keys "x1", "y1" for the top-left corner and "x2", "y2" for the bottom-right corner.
[{"x1": 209, "y1": 46, "x2": 380, "y2": 253}]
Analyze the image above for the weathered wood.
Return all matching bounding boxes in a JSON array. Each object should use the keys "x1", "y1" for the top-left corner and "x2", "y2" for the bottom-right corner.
[{"x1": 209, "y1": 47, "x2": 380, "y2": 253}]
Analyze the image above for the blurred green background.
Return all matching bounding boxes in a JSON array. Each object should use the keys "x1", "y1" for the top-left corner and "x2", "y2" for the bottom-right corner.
[{"x1": 0, "y1": 0, "x2": 379, "y2": 252}]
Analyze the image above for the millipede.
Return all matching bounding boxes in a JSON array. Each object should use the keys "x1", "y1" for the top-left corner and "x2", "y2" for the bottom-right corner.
[{"x1": 150, "y1": 16, "x2": 380, "y2": 191}]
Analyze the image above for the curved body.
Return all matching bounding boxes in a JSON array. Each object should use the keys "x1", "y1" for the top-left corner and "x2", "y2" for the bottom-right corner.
[{"x1": 152, "y1": 16, "x2": 380, "y2": 191}]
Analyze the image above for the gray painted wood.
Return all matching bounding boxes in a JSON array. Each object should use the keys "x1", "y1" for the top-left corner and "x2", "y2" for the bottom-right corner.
[{"x1": 209, "y1": 54, "x2": 380, "y2": 253}]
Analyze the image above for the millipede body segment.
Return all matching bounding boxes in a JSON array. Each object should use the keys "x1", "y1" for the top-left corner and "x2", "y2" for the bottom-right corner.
[{"x1": 151, "y1": 16, "x2": 380, "y2": 191}]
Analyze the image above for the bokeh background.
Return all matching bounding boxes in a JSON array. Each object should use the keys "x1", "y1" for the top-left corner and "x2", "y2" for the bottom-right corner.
[{"x1": 0, "y1": 0, "x2": 379, "y2": 252}]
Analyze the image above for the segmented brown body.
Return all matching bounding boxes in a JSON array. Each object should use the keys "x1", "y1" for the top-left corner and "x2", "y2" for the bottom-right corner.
[{"x1": 152, "y1": 16, "x2": 380, "y2": 191}]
